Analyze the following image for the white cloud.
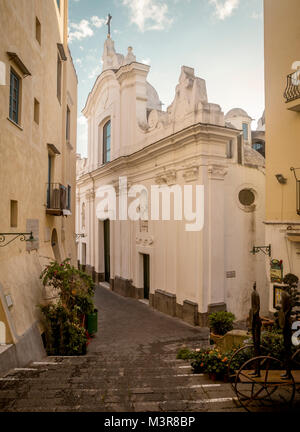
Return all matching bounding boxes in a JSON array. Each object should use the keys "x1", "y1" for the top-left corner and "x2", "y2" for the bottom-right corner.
[
  {"x1": 122, "y1": 0, "x2": 173, "y2": 32},
  {"x1": 91, "y1": 16, "x2": 106, "y2": 28},
  {"x1": 88, "y1": 65, "x2": 101, "y2": 79},
  {"x1": 75, "y1": 58, "x2": 82, "y2": 65},
  {"x1": 68, "y1": 16, "x2": 106, "y2": 42},
  {"x1": 69, "y1": 19, "x2": 94, "y2": 42},
  {"x1": 210, "y1": 0, "x2": 240, "y2": 20},
  {"x1": 142, "y1": 58, "x2": 151, "y2": 65}
]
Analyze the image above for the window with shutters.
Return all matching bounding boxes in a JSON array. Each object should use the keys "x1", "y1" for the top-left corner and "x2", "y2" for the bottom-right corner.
[{"x1": 9, "y1": 68, "x2": 20, "y2": 124}]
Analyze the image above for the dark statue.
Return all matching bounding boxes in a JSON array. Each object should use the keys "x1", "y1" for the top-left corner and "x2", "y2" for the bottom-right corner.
[
  {"x1": 279, "y1": 290, "x2": 293, "y2": 379},
  {"x1": 249, "y1": 282, "x2": 262, "y2": 377}
]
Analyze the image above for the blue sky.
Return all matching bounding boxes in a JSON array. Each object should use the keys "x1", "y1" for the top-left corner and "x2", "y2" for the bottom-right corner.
[{"x1": 68, "y1": 0, "x2": 264, "y2": 157}]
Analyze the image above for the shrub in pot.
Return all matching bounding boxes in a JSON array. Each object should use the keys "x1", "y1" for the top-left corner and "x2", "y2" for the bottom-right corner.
[
  {"x1": 209, "y1": 311, "x2": 235, "y2": 337},
  {"x1": 39, "y1": 259, "x2": 95, "y2": 356}
]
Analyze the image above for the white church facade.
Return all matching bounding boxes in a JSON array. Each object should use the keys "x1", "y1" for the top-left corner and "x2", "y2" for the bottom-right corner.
[{"x1": 76, "y1": 33, "x2": 268, "y2": 325}]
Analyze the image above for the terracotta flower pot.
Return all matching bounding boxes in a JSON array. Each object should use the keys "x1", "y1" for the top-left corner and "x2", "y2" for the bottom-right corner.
[
  {"x1": 210, "y1": 332, "x2": 223, "y2": 344},
  {"x1": 210, "y1": 373, "x2": 217, "y2": 382},
  {"x1": 223, "y1": 374, "x2": 229, "y2": 383}
]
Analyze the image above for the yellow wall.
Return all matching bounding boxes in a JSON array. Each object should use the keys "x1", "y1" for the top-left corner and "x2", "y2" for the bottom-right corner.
[
  {"x1": 264, "y1": 0, "x2": 300, "y2": 222},
  {"x1": 0, "y1": 0, "x2": 77, "y2": 340}
]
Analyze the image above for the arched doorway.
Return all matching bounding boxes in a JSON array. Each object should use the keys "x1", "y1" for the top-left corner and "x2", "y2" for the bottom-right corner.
[{"x1": 51, "y1": 229, "x2": 61, "y2": 262}]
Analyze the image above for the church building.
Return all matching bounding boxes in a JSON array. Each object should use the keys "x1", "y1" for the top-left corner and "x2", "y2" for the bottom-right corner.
[{"x1": 76, "y1": 30, "x2": 267, "y2": 325}]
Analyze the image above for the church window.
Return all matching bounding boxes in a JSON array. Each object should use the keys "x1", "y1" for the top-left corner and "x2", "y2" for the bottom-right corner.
[
  {"x1": 239, "y1": 189, "x2": 255, "y2": 207},
  {"x1": 242, "y1": 123, "x2": 249, "y2": 141},
  {"x1": 103, "y1": 120, "x2": 111, "y2": 164}
]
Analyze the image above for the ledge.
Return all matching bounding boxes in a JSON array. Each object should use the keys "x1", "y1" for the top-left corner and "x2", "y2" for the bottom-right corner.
[
  {"x1": 7, "y1": 117, "x2": 23, "y2": 131},
  {"x1": 7, "y1": 52, "x2": 31, "y2": 77}
]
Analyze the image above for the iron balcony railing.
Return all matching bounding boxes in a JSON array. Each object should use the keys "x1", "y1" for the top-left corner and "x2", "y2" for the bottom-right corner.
[
  {"x1": 284, "y1": 72, "x2": 300, "y2": 103},
  {"x1": 46, "y1": 183, "x2": 67, "y2": 212}
]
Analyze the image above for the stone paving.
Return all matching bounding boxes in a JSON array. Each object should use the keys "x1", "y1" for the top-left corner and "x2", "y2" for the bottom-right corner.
[{"x1": 0, "y1": 285, "x2": 298, "y2": 412}]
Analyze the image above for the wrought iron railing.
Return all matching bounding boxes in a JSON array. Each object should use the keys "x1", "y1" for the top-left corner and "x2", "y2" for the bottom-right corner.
[
  {"x1": 46, "y1": 183, "x2": 67, "y2": 210},
  {"x1": 284, "y1": 72, "x2": 300, "y2": 103}
]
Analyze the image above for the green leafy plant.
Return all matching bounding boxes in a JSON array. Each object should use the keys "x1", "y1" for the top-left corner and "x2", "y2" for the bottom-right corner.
[
  {"x1": 209, "y1": 311, "x2": 235, "y2": 336},
  {"x1": 191, "y1": 348, "x2": 230, "y2": 379},
  {"x1": 39, "y1": 259, "x2": 95, "y2": 356},
  {"x1": 176, "y1": 347, "x2": 195, "y2": 360}
]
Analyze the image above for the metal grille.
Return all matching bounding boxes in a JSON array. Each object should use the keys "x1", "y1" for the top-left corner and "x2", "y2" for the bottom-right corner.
[{"x1": 284, "y1": 72, "x2": 300, "y2": 103}]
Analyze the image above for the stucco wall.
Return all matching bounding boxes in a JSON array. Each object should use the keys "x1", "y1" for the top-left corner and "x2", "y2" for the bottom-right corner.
[{"x1": 0, "y1": 0, "x2": 77, "y2": 348}]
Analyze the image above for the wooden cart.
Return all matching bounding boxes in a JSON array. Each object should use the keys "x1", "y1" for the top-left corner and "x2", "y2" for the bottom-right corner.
[{"x1": 228, "y1": 345, "x2": 300, "y2": 411}]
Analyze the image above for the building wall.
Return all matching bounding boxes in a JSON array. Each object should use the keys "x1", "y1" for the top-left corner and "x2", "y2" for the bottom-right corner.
[
  {"x1": 264, "y1": 0, "x2": 300, "y2": 311},
  {"x1": 77, "y1": 40, "x2": 267, "y2": 324},
  {"x1": 0, "y1": 0, "x2": 77, "y2": 364}
]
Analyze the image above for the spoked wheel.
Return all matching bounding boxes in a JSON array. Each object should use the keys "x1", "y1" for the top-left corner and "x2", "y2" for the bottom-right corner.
[
  {"x1": 291, "y1": 349, "x2": 300, "y2": 395},
  {"x1": 228, "y1": 343, "x2": 271, "y2": 392},
  {"x1": 235, "y1": 356, "x2": 296, "y2": 412},
  {"x1": 291, "y1": 349, "x2": 300, "y2": 368},
  {"x1": 228, "y1": 345, "x2": 255, "y2": 392}
]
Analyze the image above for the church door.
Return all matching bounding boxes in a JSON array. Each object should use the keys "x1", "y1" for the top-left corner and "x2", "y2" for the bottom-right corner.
[
  {"x1": 104, "y1": 220, "x2": 110, "y2": 283},
  {"x1": 143, "y1": 254, "x2": 150, "y2": 300}
]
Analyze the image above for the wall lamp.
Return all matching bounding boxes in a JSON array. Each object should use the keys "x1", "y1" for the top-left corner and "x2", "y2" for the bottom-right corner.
[
  {"x1": 275, "y1": 174, "x2": 287, "y2": 184},
  {"x1": 0, "y1": 232, "x2": 35, "y2": 248},
  {"x1": 250, "y1": 244, "x2": 272, "y2": 257}
]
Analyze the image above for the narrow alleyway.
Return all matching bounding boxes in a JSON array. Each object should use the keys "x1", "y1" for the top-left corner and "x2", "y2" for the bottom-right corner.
[{"x1": 0, "y1": 286, "x2": 254, "y2": 412}]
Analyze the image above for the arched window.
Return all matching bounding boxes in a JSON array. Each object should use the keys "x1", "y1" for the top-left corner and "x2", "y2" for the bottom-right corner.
[{"x1": 103, "y1": 120, "x2": 111, "y2": 164}]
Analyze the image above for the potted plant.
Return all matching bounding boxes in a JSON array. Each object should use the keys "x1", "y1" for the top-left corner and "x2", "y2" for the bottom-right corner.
[
  {"x1": 39, "y1": 259, "x2": 95, "y2": 356},
  {"x1": 209, "y1": 311, "x2": 235, "y2": 343}
]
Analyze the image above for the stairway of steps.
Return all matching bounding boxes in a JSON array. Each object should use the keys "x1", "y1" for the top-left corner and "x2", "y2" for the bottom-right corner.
[{"x1": 0, "y1": 340, "x2": 242, "y2": 412}]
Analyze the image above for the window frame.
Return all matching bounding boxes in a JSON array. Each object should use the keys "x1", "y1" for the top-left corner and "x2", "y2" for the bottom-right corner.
[
  {"x1": 9, "y1": 68, "x2": 21, "y2": 125},
  {"x1": 66, "y1": 105, "x2": 70, "y2": 141},
  {"x1": 242, "y1": 122, "x2": 249, "y2": 142},
  {"x1": 103, "y1": 120, "x2": 111, "y2": 164},
  {"x1": 67, "y1": 185, "x2": 71, "y2": 210}
]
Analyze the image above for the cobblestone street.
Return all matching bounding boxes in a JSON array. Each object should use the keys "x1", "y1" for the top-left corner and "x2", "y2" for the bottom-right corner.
[{"x1": 0, "y1": 285, "x2": 298, "y2": 412}]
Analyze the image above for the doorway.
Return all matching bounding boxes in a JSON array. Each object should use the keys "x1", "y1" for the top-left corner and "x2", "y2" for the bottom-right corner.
[
  {"x1": 143, "y1": 254, "x2": 150, "y2": 300},
  {"x1": 81, "y1": 242, "x2": 86, "y2": 270},
  {"x1": 104, "y1": 219, "x2": 110, "y2": 283}
]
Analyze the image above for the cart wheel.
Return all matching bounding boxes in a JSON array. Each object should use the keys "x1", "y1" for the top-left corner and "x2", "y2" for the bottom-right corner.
[
  {"x1": 228, "y1": 345, "x2": 254, "y2": 392},
  {"x1": 227, "y1": 343, "x2": 271, "y2": 392},
  {"x1": 291, "y1": 349, "x2": 300, "y2": 368},
  {"x1": 235, "y1": 356, "x2": 295, "y2": 412},
  {"x1": 291, "y1": 349, "x2": 300, "y2": 394}
]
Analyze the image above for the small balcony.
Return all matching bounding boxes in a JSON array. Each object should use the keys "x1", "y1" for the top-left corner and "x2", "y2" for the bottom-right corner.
[
  {"x1": 284, "y1": 72, "x2": 300, "y2": 111},
  {"x1": 46, "y1": 183, "x2": 68, "y2": 216}
]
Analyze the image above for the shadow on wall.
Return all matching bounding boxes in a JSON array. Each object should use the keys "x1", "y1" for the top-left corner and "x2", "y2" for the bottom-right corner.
[
  {"x1": 51, "y1": 229, "x2": 61, "y2": 262},
  {"x1": 0, "y1": 321, "x2": 6, "y2": 344}
]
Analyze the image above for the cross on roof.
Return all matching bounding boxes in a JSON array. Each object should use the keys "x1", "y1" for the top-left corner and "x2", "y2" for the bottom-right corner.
[{"x1": 106, "y1": 14, "x2": 112, "y2": 36}]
